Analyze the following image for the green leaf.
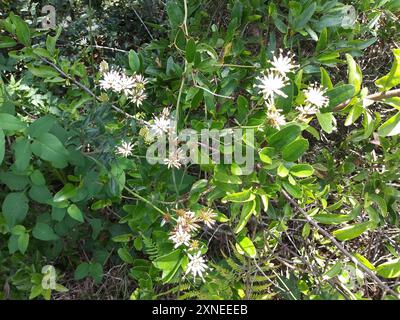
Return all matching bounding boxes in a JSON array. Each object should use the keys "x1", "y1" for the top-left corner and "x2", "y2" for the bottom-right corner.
[
  {"x1": 13, "y1": 137, "x2": 31, "y2": 171},
  {"x1": 277, "y1": 163, "x2": 289, "y2": 177},
  {"x1": 17, "y1": 232, "x2": 29, "y2": 254},
  {"x1": 316, "y1": 28, "x2": 328, "y2": 53},
  {"x1": 326, "y1": 85, "x2": 355, "y2": 110},
  {"x1": 345, "y1": 102, "x2": 364, "y2": 126},
  {"x1": 377, "y1": 111, "x2": 400, "y2": 137},
  {"x1": 333, "y1": 221, "x2": 371, "y2": 241},
  {"x1": 282, "y1": 138, "x2": 309, "y2": 162},
  {"x1": 346, "y1": 54, "x2": 362, "y2": 94},
  {"x1": 376, "y1": 259, "x2": 400, "y2": 279},
  {"x1": 118, "y1": 248, "x2": 134, "y2": 264},
  {"x1": 153, "y1": 249, "x2": 183, "y2": 283},
  {"x1": 237, "y1": 235, "x2": 257, "y2": 258},
  {"x1": 185, "y1": 38, "x2": 196, "y2": 63},
  {"x1": 31, "y1": 133, "x2": 69, "y2": 168},
  {"x1": 89, "y1": 263, "x2": 103, "y2": 284},
  {"x1": 166, "y1": 1, "x2": 184, "y2": 27},
  {"x1": 293, "y1": 3, "x2": 317, "y2": 31},
  {"x1": 282, "y1": 181, "x2": 302, "y2": 199},
  {"x1": 74, "y1": 263, "x2": 90, "y2": 280},
  {"x1": 32, "y1": 222, "x2": 59, "y2": 241},
  {"x1": 353, "y1": 253, "x2": 375, "y2": 271},
  {"x1": 314, "y1": 214, "x2": 351, "y2": 224},
  {"x1": 28, "y1": 65, "x2": 60, "y2": 78},
  {"x1": 0, "y1": 113, "x2": 26, "y2": 131},
  {"x1": 375, "y1": 49, "x2": 400, "y2": 91},
  {"x1": 10, "y1": 15, "x2": 31, "y2": 46},
  {"x1": 235, "y1": 200, "x2": 256, "y2": 234},
  {"x1": 0, "y1": 36, "x2": 17, "y2": 48},
  {"x1": 27, "y1": 115, "x2": 56, "y2": 138},
  {"x1": 67, "y1": 204, "x2": 84, "y2": 223},
  {"x1": 320, "y1": 67, "x2": 333, "y2": 90},
  {"x1": 268, "y1": 124, "x2": 301, "y2": 149},
  {"x1": 0, "y1": 129, "x2": 4, "y2": 165},
  {"x1": 323, "y1": 262, "x2": 342, "y2": 280},
  {"x1": 54, "y1": 183, "x2": 77, "y2": 202},
  {"x1": 289, "y1": 164, "x2": 314, "y2": 177},
  {"x1": 259, "y1": 147, "x2": 275, "y2": 164},
  {"x1": 316, "y1": 112, "x2": 335, "y2": 134},
  {"x1": 2, "y1": 192, "x2": 29, "y2": 228},
  {"x1": 128, "y1": 50, "x2": 140, "y2": 72},
  {"x1": 222, "y1": 189, "x2": 255, "y2": 203}
]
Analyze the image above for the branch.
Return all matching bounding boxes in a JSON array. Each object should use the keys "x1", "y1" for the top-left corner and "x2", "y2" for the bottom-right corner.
[
  {"x1": 281, "y1": 189, "x2": 400, "y2": 299},
  {"x1": 334, "y1": 88, "x2": 400, "y2": 112}
]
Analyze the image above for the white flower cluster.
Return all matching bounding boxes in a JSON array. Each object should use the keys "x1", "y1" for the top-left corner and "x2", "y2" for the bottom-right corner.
[
  {"x1": 254, "y1": 50, "x2": 330, "y2": 126},
  {"x1": 140, "y1": 108, "x2": 187, "y2": 170},
  {"x1": 166, "y1": 208, "x2": 217, "y2": 281},
  {"x1": 99, "y1": 63, "x2": 148, "y2": 106},
  {"x1": 296, "y1": 83, "x2": 330, "y2": 122},
  {"x1": 254, "y1": 49, "x2": 298, "y2": 129}
]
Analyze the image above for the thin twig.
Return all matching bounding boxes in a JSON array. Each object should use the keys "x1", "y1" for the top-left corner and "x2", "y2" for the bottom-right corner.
[{"x1": 334, "y1": 88, "x2": 400, "y2": 111}]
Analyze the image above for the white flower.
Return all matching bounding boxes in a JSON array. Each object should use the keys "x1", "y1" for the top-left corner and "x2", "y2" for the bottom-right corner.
[
  {"x1": 130, "y1": 90, "x2": 147, "y2": 107},
  {"x1": 304, "y1": 83, "x2": 329, "y2": 109},
  {"x1": 99, "y1": 68, "x2": 148, "y2": 105},
  {"x1": 169, "y1": 225, "x2": 191, "y2": 248},
  {"x1": 164, "y1": 148, "x2": 185, "y2": 170},
  {"x1": 185, "y1": 251, "x2": 209, "y2": 282},
  {"x1": 79, "y1": 37, "x2": 88, "y2": 46},
  {"x1": 149, "y1": 109, "x2": 172, "y2": 137},
  {"x1": 266, "y1": 105, "x2": 286, "y2": 129},
  {"x1": 116, "y1": 141, "x2": 134, "y2": 158},
  {"x1": 117, "y1": 73, "x2": 136, "y2": 96},
  {"x1": 296, "y1": 105, "x2": 319, "y2": 122},
  {"x1": 199, "y1": 208, "x2": 217, "y2": 229},
  {"x1": 99, "y1": 69, "x2": 122, "y2": 91},
  {"x1": 254, "y1": 71, "x2": 288, "y2": 103},
  {"x1": 176, "y1": 209, "x2": 200, "y2": 232},
  {"x1": 269, "y1": 49, "x2": 298, "y2": 76}
]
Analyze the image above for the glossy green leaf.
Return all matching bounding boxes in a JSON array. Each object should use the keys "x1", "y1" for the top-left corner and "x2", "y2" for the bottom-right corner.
[
  {"x1": 376, "y1": 259, "x2": 400, "y2": 279},
  {"x1": 67, "y1": 204, "x2": 84, "y2": 223},
  {"x1": 282, "y1": 138, "x2": 309, "y2": 162},
  {"x1": 333, "y1": 221, "x2": 371, "y2": 241}
]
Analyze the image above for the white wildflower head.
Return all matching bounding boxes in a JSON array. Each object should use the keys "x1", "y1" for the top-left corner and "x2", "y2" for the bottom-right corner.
[
  {"x1": 269, "y1": 49, "x2": 299, "y2": 76},
  {"x1": 164, "y1": 148, "x2": 185, "y2": 170},
  {"x1": 99, "y1": 69, "x2": 121, "y2": 91},
  {"x1": 254, "y1": 70, "x2": 288, "y2": 103},
  {"x1": 117, "y1": 73, "x2": 136, "y2": 96},
  {"x1": 296, "y1": 105, "x2": 319, "y2": 122},
  {"x1": 149, "y1": 108, "x2": 172, "y2": 138},
  {"x1": 185, "y1": 251, "x2": 209, "y2": 282},
  {"x1": 116, "y1": 141, "x2": 134, "y2": 158},
  {"x1": 128, "y1": 74, "x2": 149, "y2": 106},
  {"x1": 169, "y1": 224, "x2": 191, "y2": 248},
  {"x1": 99, "y1": 66, "x2": 148, "y2": 106},
  {"x1": 176, "y1": 209, "x2": 200, "y2": 233},
  {"x1": 304, "y1": 83, "x2": 329, "y2": 109},
  {"x1": 199, "y1": 208, "x2": 217, "y2": 229},
  {"x1": 266, "y1": 104, "x2": 286, "y2": 129}
]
